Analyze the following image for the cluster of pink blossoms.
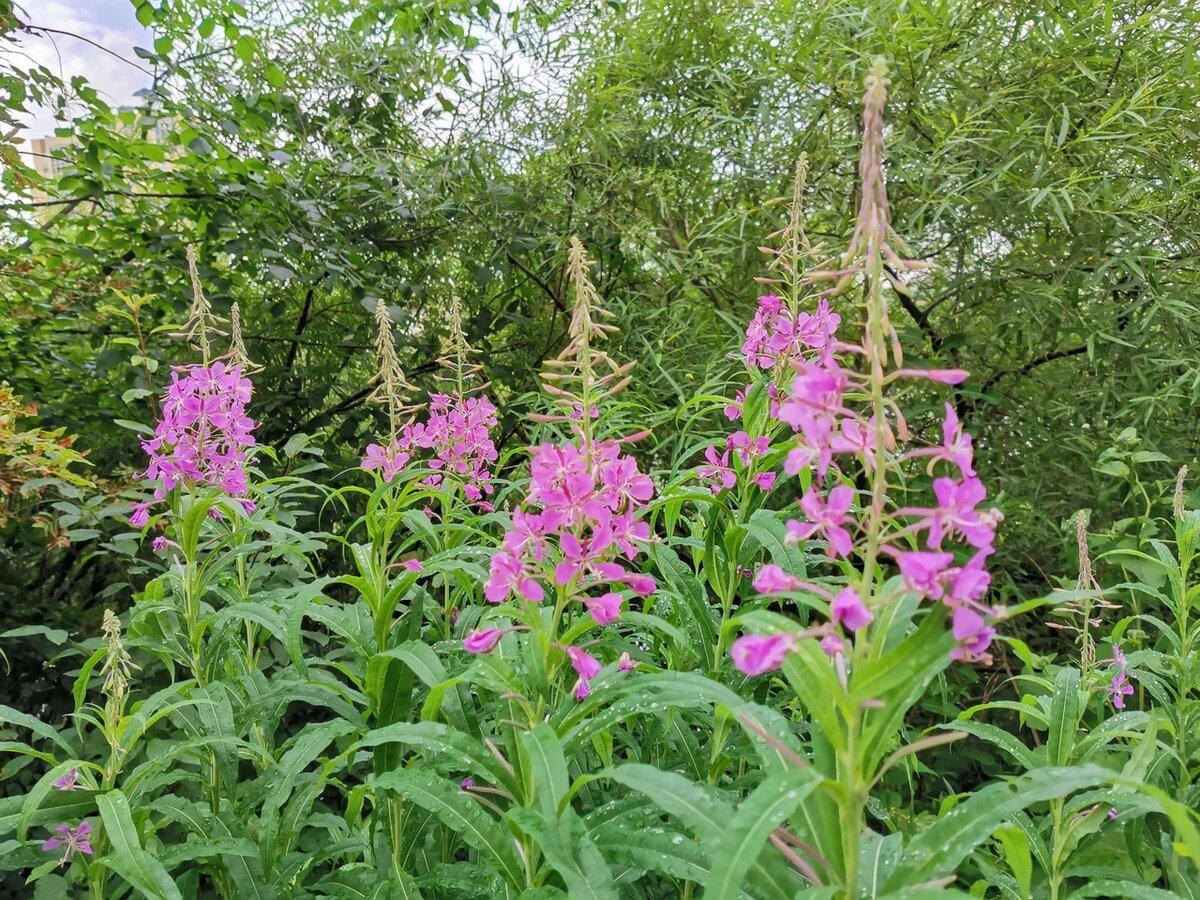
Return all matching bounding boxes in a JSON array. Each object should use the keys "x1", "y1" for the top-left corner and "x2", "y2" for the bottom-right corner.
[
  {"x1": 469, "y1": 439, "x2": 656, "y2": 699},
  {"x1": 730, "y1": 307, "x2": 1003, "y2": 675},
  {"x1": 361, "y1": 393, "x2": 498, "y2": 505},
  {"x1": 132, "y1": 361, "x2": 257, "y2": 526},
  {"x1": 742, "y1": 294, "x2": 840, "y2": 370}
]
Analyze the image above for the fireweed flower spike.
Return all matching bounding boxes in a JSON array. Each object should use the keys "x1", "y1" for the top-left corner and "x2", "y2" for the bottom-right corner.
[
  {"x1": 134, "y1": 360, "x2": 258, "y2": 523},
  {"x1": 41, "y1": 821, "x2": 92, "y2": 865},
  {"x1": 483, "y1": 238, "x2": 657, "y2": 701},
  {"x1": 360, "y1": 297, "x2": 499, "y2": 504},
  {"x1": 721, "y1": 59, "x2": 1004, "y2": 899},
  {"x1": 731, "y1": 57, "x2": 1002, "y2": 674}
]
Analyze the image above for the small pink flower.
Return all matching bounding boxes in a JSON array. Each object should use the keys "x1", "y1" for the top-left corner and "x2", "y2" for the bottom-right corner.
[
  {"x1": 786, "y1": 485, "x2": 855, "y2": 557},
  {"x1": 42, "y1": 821, "x2": 92, "y2": 865},
  {"x1": 485, "y1": 552, "x2": 545, "y2": 604},
  {"x1": 573, "y1": 678, "x2": 592, "y2": 700},
  {"x1": 819, "y1": 634, "x2": 845, "y2": 656},
  {"x1": 565, "y1": 646, "x2": 601, "y2": 680},
  {"x1": 399, "y1": 559, "x2": 423, "y2": 573},
  {"x1": 893, "y1": 550, "x2": 955, "y2": 599},
  {"x1": 52, "y1": 769, "x2": 80, "y2": 791},
  {"x1": 724, "y1": 388, "x2": 747, "y2": 421},
  {"x1": 617, "y1": 651, "x2": 635, "y2": 672},
  {"x1": 950, "y1": 607, "x2": 995, "y2": 663},
  {"x1": 151, "y1": 536, "x2": 170, "y2": 552},
  {"x1": 1108, "y1": 644, "x2": 1134, "y2": 709},
  {"x1": 753, "y1": 471, "x2": 777, "y2": 491},
  {"x1": 460, "y1": 777, "x2": 476, "y2": 789},
  {"x1": 830, "y1": 588, "x2": 873, "y2": 631},
  {"x1": 621, "y1": 572, "x2": 656, "y2": 597},
  {"x1": 130, "y1": 502, "x2": 150, "y2": 528},
  {"x1": 584, "y1": 592, "x2": 623, "y2": 625},
  {"x1": 752, "y1": 564, "x2": 800, "y2": 594},
  {"x1": 731, "y1": 632, "x2": 796, "y2": 676},
  {"x1": 1107, "y1": 808, "x2": 1118, "y2": 821},
  {"x1": 463, "y1": 629, "x2": 505, "y2": 654},
  {"x1": 698, "y1": 445, "x2": 737, "y2": 494}
]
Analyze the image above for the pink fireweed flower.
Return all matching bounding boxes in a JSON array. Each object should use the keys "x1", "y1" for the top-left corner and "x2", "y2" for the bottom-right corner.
[
  {"x1": 724, "y1": 388, "x2": 747, "y2": 421},
  {"x1": 617, "y1": 651, "x2": 636, "y2": 672},
  {"x1": 399, "y1": 559, "x2": 423, "y2": 573},
  {"x1": 727, "y1": 431, "x2": 769, "y2": 465},
  {"x1": 598, "y1": 454, "x2": 654, "y2": 508},
  {"x1": 503, "y1": 509, "x2": 553, "y2": 562},
  {"x1": 141, "y1": 362, "x2": 257, "y2": 503},
  {"x1": 743, "y1": 295, "x2": 841, "y2": 368},
  {"x1": 753, "y1": 471, "x2": 777, "y2": 491},
  {"x1": 950, "y1": 607, "x2": 996, "y2": 663},
  {"x1": 945, "y1": 551, "x2": 992, "y2": 605},
  {"x1": 830, "y1": 588, "x2": 874, "y2": 631},
  {"x1": 698, "y1": 445, "x2": 737, "y2": 494},
  {"x1": 484, "y1": 552, "x2": 545, "y2": 604},
  {"x1": 129, "y1": 502, "x2": 150, "y2": 528},
  {"x1": 742, "y1": 294, "x2": 784, "y2": 368},
  {"x1": 606, "y1": 510, "x2": 651, "y2": 559},
  {"x1": 1109, "y1": 644, "x2": 1135, "y2": 709},
  {"x1": 361, "y1": 441, "x2": 411, "y2": 483},
  {"x1": 463, "y1": 628, "x2": 505, "y2": 654},
  {"x1": 412, "y1": 393, "x2": 499, "y2": 501},
  {"x1": 820, "y1": 634, "x2": 845, "y2": 656},
  {"x1": 565, "y1": 646, "x2": 602, "y2": 680},
  {"x1": 460, "y1": 777, "x2": 476, "y2": 789},
  {"x1": 620, "y1": 571, "x2": 657, "y2": 597},
  {"x1": 777, "y1": 360, "x2": 848, "y2": 425},
  {"x1": 782, "y1": 409, "x2": 837, "y2": 478},
  {"x1": 786, "y1": 484, "x2": 856, "y2": 558},
  {"x1": 752, "y1": 564, "x2": 801, "y2": 594},
  {"x1": 42, "y1": 821, "x2": 92, "y2": 865},
  {"x1": 916, "y1": 477, "x2": 996, "y2": 551},
  {"x1": 940, "y1": 404, "x2": 975, "y2": 477},
  {"x1": 52, "y1": 769, "x2": 81, "y2": 791},
  {"x1": 893, "y1": 550, "x2": 955, "y2": 600},
  {"x1": 584, "y1": 592, "x2": 623, "y2": 625},
  {"x1": 731, "y1": 632, "x2": 797, "y2": 676},
  {"x1": 573, "y1": 678, "x2": 592, "y2": 700}
]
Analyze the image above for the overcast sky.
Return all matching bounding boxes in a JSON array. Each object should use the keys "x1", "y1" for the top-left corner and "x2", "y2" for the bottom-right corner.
[{"x1": 15, "y1": 0, "x2": 151, "y2": 141}]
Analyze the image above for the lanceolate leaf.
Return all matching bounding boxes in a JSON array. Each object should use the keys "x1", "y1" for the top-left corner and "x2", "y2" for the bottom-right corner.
[
  {"x1": 883, "y1": 765, "x2": 1117, "y2": 890},
  {"x1": 374, "y1": 768, "x2": 525, "y2": 887},
  {"x1": 97, "y1": 789, "x2": 183, "y2": 900},
  {"x1": 705, "y1": 769, "x2": 819, "y2": 900}
]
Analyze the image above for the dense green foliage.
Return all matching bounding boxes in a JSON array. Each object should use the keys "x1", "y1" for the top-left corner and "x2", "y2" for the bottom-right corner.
[{"x1": 2, "y1": 1, "x2": 1200, "y2": 898}]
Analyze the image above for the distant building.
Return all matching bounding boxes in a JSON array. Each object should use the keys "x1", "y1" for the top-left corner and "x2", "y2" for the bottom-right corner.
[{"x1": 27, "y1": 90, "x2": 175, "y2": 223}]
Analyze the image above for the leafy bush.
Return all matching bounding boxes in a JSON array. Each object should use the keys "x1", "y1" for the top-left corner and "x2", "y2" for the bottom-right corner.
[{"x1": 3, "y1": 56, "x2": 1199, "y2": 900}]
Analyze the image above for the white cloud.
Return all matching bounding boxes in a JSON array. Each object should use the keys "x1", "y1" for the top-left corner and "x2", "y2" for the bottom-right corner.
[{"x1": 13, "y1": 0, "x2": 151, "y2": 147}]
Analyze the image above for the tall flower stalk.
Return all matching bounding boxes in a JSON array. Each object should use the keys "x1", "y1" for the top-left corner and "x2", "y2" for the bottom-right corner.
[
  {"x1": 472, "y1": 237, "x2": 653, "y2": 709},
  {"x1": 134, "y1": 247, "x2": 259, "y2": 684},
  {"x1": 728, "y1": 58, "x2": 1003, "y2": 896}
]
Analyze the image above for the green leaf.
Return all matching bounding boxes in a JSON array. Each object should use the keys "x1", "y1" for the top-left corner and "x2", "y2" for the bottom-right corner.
[
  {"x1": 884, "y1": 765, "x2": 1116, "y2": 890},
  {"x1": 97, "y1": 790, "x2": 183, "y2": 900},
  {"x1": 508, "y1": 807, "x2": 618, "y2": 900},
  {"x1": 0, "y1": 706, "x2": 76, "y2": 757},
  {"x1": 373, "y1": 768, "x2": 524, "y2": 887},
  {"x1": 940, "y1": 720, "x2": 1038, "y2": 771},
  {"x1": 519, "y1": 724, "x2": 570, "y2": 821},
  {"x1": 705, "y1": 770, "x2": 818, "y2": 900},
  {"x1": 1047, "y1": 668, "x2": 1082, "y2": 767}
]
